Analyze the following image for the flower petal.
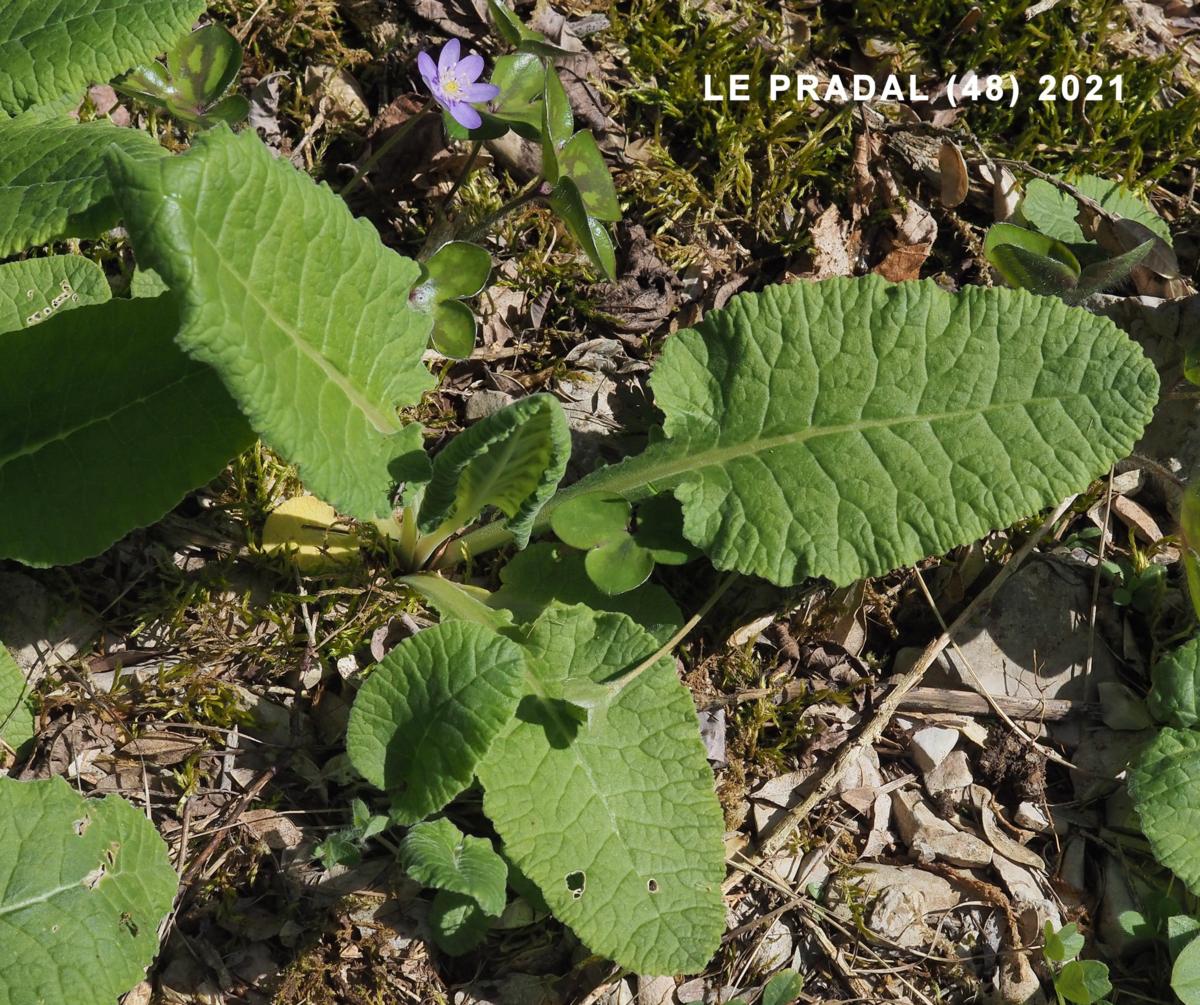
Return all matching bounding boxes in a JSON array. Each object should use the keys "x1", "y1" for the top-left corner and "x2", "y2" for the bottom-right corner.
[
  {"x1": 461, "y1": 82, "x2": 500, "y2": 103},
  {"x1": 417, "y1": 50, "x2": 438, "y2": 89},
  {"x1": 439, "y1": 38, "x2": 461, "y2": 77},
  {"x1": 448, "y1": 100, "x2": 482, "y2": 130},
  {"x1": 456, "y1": 53, "x2": 484, "y2": 83}
]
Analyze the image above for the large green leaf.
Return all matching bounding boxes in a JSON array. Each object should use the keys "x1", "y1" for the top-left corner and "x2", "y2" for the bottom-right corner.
[
  {"x1": 1022, "y1": 175, "x2": 1171, "y2": 245},
  {"x1": 346, "y1": 621, "x2": 527, "y2": 824},
  {"x1": 556, "y1": 276, "x2": 1157, "y2": 586},
  {"x1": 0, "y1": 110, "x2": 165, "y2": 257},
  {"x1": 1150, "y1": 636, "x2": 1200, "y2": 729},
  {"x1": 110, "y1": 126, "x2": 433, "y2": 519},
  {"x1": 0, "y1": 0, "x2": 206, "y2": 114},
  {"x1": 399, "y1": 818, "x2": 508, "y2": 917},
  {"x1": 0, "y1": 297, "x2": 254, "y2": 567},
  {"x1": 1130, "y1": 728, "x2": 1200, "y2": 895},
  {"x1": 477, "y1": 605, "x2": 725, "y2": 974},
  {"x1": 0, "y1": 643, "x2": 34, "y2": 757},
  {"x1": 0, "y1": 256, "x2": 111, "y2": 333},
  {"x1": 0, "y1": 776, "x2": 179, "y2": 1005},
  {"x1": 419, "y1": 395, "x2": 570, "y2": 549}
]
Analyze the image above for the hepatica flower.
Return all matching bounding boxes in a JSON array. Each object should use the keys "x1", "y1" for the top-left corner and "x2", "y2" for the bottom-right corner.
[{"x1": 418, "y1": 38, "x2": 499, "y2": 130}]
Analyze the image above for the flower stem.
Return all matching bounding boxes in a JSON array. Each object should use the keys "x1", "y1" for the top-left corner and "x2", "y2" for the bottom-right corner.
[{"x1": 339, "y1": 97, "x2": 436, "y2": 198}]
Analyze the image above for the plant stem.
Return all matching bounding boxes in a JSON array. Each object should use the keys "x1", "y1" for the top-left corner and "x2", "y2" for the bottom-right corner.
[
  {"x1": 339, "y1": 97, "x2": 436, "y2": 198},
  {"x1": 604, "y1": 572, "x2": 738, "y2": 698},
  {"x1": 456, "y1": 179, "x2": 546, "y2": 244},
  {"x1": 439, "y1": 140, "x2": 483, "y2": 213}
]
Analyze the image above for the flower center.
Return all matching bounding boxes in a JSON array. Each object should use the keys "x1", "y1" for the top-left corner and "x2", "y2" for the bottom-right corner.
[{"x1": 442, "y1": 76, "x2": 462, "y2": 98}]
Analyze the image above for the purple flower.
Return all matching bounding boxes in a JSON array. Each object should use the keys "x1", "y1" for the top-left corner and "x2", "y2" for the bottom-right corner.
[{"x1": 418, "y1": 38, "x2": 500, "y2": 130}]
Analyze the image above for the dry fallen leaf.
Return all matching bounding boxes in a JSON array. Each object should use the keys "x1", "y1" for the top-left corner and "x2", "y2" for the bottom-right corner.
[{"x1": 938, "y1": 141, "x2": 970, "y2": 207}]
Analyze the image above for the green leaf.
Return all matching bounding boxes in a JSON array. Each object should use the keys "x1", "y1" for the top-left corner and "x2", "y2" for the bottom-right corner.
[
  {"x1": 1044, "y1": 921, "x2": 1085, "y2": 963},
  {"x1": 0, "y1": 643, "x2": 34, "y2": 757},
  {"x1": 1022, "y1": 174, "x2": 1171, "y2": 246},
  {"x1": 0, "y1": 109, "x2": 166, "y2": 257},
  {"x1": 489, "y1": 53, "x2": 545, "y2": 138},
  {"x1": 400, "y1": 573, "x2": 515, "y2": 632},
  {"x1": 551, "y1": 493, "x2": 631, "y2": 549},
  {"x1": 548, "y1": 177, "x2": 617, "y2": 281},
  {"x1": 431, "y1": 300, "x2": 478, "y2": 359},
  {"x1": 762, "y1": 970, "x2": 806, "y2": 1005},
  {"x1": 0, "y1": 0, "x2": 206, "y2": 114},
  {"x1": 0, "y1": 297, "x2": 254, "y2": 567},
  {"x1": 632, "y1": 494, "x2": 700, "y2": 566},
  {"x1": 544, "y1": 69, "x2": 574, "y2": 150},
  {"x1": 1071, "y1": 240, "x2": 1155, "y2": 302},
  {"x1": 585, "y1": 536, "x2": 655, "y2": 595},
  {"x1": 1130, "y1": 727, "x2": 1200, "y2": 895},
  {"x1": 1169, "y1": 915, "x2": 1200, "y2": 961},
  {"x1": 110, "y1": 126, "x2": 434, "y2": 520},
  {"x1": 1149, "y1": 636, "x2": 1200, "y2": 728},
  {"x1": 346, "y1": 621, "x2": 528, "y2": 824},
  {"x1": 559, "y1": 276, "x2": 1158, "y2": 587},
  {"x1": 399, "y1": 818, "x2": 508, "y2": 916},
  {"x1": 166, "y1": 23, "x2": 243, "y2": 114},
  {"x1": 489, "y1": 542, "x2": 684, "y2": 643},
  {"x1": 984, "y1": 223, "x2": 1080, "y2": 295},
  {"x1": 1056, "y1": 959, "x2": 1112, "y2": 1004},
  {"x1": 429, "y1": 889, "x2": 490, "y2": 955},
  {"x1": 477, "y1": 606, "x2": 726, "y2": 974},
  {"x1": 558, "y1": 132, "x2": 621, "y2": 222},
  {"x1": 1174, "y1": 932, "x2": 1200, "y2": 1004},
  {"x1": 0, "y1": 256, "x2": 111, "y2": 334},
  {"x1": 424, "y1": 242, "x2": 492, "y2": 302},
  {"x1": 419, "y1": 395, "x2": 570, "y2": 548},
  {"x1": 487, "y1": 0, "x2": 526, "y2": 46},
  {"x1": 0, "y1": 776, "x2": 179, "y2": 1005}
]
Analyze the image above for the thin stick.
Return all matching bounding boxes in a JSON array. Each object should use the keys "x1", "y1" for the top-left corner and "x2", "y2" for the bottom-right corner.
[
  {"x1": 339, "y1": 98, "x2": 435, "y2": 198},
  {"x1": 729, "y1": 494, "x2": 1077, "y2": 880}
]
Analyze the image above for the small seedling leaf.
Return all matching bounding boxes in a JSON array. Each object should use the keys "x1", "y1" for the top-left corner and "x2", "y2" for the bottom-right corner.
[{"x1": 400, "y1": 818, "x2": 508, "y2": 916}]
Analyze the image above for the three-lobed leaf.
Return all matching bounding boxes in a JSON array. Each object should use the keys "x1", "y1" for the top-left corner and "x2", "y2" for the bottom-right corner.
[
  {"x1": 346, "y1": 621, "x2": 528, "y2": 824},
  {"x1": 555, "y1": 276, "x2": 1158, "y2": 587},
  {"x1": 0, "y1": 776, "x2": 179, "y2": 1005},
  {"x1": 0, "y1": 0, "x2": 206, "y2": 114},
  {"x1": 0, "y1": 296, "x2": 255, "y2": 566},
  {"x1": 399, "y1": 818, "x2": 508, "y2": 917},
  {"x1": 0, "y1": 107, "x2": 167, "y2": 258},
  {"x1": 477, "y1": 605, "x2": 726, "y2": 975},
  {"x1": 110, "y1": 126, "x2": 433, "y2": 520},
  {"x1": 1130, "y1": 727, "x2": 1200, "y2": 896}
]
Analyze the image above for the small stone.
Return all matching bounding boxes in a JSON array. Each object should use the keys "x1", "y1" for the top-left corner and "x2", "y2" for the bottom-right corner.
[
  {"x1": 1014, "y1": 801, "x2": 1050, "y2": 832},
  {"x1": 914, "y1": 828, "x2": 993, "y2": 868},
  {"x1": 924, "y1": 749, "x2": 973, "y2": 794},
  {"x1": 758, "y1": 917, "x2": 795, "y2": 970},
  {"x1": 910, "y1": 725, "x2": 959, "y2": 772}
]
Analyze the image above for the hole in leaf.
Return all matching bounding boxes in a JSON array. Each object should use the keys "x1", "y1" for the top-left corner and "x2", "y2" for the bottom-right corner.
[
  {"x1": 647, "y1": 878, "x2": 658, "y2": 894},
  {"x1": 82, "y1": 866, "x2": 106, "y2": 890},
  {"x1": 565, "y1": 871, "x2": 585, "y2": 899},
  {"x1": 73, "y1": 816, "x2": 90, "y2": 837}
]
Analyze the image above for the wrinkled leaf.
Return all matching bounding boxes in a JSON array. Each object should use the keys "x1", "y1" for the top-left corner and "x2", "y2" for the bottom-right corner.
[
  {"x1": 1022, "y1": 174, "x2": 1171, "y2": 245},
  {"x1": 400, "y1": 818, "x2": 508, "y2": 916},
  {"x1": 558, "y1": 276, "x2": 1158, "y2": 586},
  {"x1": 0, "y1": 109, "x2": 166, "y2": 258},
  {"x1": 1149, "y1": 636, "x2": 1200, "y2": 729},
  {"x1": 1174, "y1": 932, "x2": 1200, "y2": 1005},
  {"x1": 419, "y1": 395, "x2": 570, "y2": 548},
  {"x1": 0, "y1": 776, "x2": 179, "y2": 1005},
  {"x1": 1130, "y1": 727, "x2": 1200, "y2": 896},
  {"x1": 0, "y1": 256, "x2": 111, "y2": 334},
  {"x1": 0, "y1": 297, "x2": 254, "y2": 567},
  {"x1": 111, "y1": 126, "x2": 433, "y2": 520},
  {"x1": 0, "y1": 643, "x2": 34, "y2": 757},
  {"x1": 477, "y1": 606, "x2": 725, "y2": 974},
  {"x1": 346, "y1": 621, "x2": 527, "y2": 824},
  {"x1": 0, "y1": 0, "x2": 206, "y2": 114},
  {"x1": 429, "y1": 889, "x2": 490, "y2": 955}
]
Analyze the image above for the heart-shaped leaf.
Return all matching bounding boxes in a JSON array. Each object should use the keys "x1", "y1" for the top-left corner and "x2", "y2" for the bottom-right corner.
[
  {"x1": 1021, "y1": 174, "x2": 1171, "y2": 245},
  {"x1": 346, "y1": 621, "x2": 528, "y2": 823},
  {"x1": 400, "y1": 818, "x2": 508, "y2": 916},
  {"x1": 110, "y1": 126, "x2": 434, "y2": 520},
  {"x1": 488, "y1": 53, "x2": 545, "y2": 139}
]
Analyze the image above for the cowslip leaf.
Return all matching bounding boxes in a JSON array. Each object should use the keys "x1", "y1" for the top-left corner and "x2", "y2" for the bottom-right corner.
[
  {"x1": 0, "y1": 256, "x2": 111, "y2": 333},
  {"x1": 0, "y1": 0, "x2": 206, "y2": 114},
  {"x1": 477, "y1": 605, "x2": 725, "y2": 975},
  {"x1": 0, "y1": 776, "x2": 179, "y2": 1005},
  {"x1": 400, "y1": 573, "x2": 515, "y2": 632},
  {"x1": 489, "y1": 542, "x2": 683, "y2": 643},
  {"x1": 0, "y1": 297, "x2": 254, "y2": 566},
  {"x1": 419, "y1": 394, "x2": 570, "y2": 548},
  {"x1": 346, "y1": 621, "x2": 527, "y2": 824},
  {"x1": 1175, "y1": 935, "x2": 1200, "y2": 1005},
  {"x1": 0, "y1": 109, "x2": 166, "y2": 257},
  {"x1": 1149, "y1": 636, "x2": 1200, "y2": 729},
  {"x1": 1130, "y1": 727, "x2": 1200, "y2": 895},
  {"x1": 110, "y1": 126, "x2": 433, "y2": 520},
  {"x1": 557, "y1": 276, "x2": 1157, "y2": 587},
  {"x1": 1022, "y1": 174, "x2": 1171, "y2": 245},
  {"x1": 0, "y1": 643, "x2": 34, "y2": 757},
  {"x1": 399, "y1": 818, "x2": 508, "y2": 916},
  {"x1": 429, "y1": 890, "x2": 489, "y2": 955}
]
